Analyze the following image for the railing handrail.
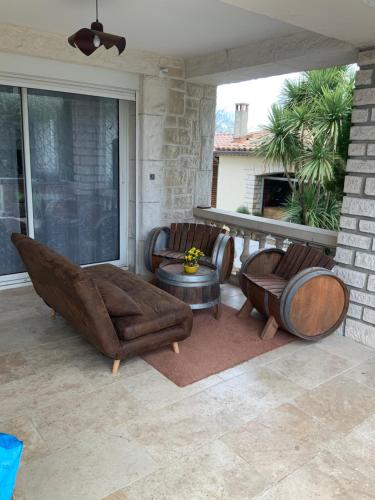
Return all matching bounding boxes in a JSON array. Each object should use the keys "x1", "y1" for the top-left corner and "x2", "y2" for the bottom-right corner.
[{"x1": 193, "y1": 207, "x2": 338, "y2": 248}]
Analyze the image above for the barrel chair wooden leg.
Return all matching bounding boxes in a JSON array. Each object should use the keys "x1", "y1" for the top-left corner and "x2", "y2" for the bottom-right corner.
[
  {"x1": 172, "y1": 342, "x2": 180, "y2": 354},
  {"x1": 261, "y1": 316, "x2": 279, "y2": 340},
  {"x1": 112, "y1": 359, "x2": 121, "y2": 375},
  {"x1": 213, "y1": 304, "x2": 221, "y2": 320},
  {"x1": 237, "y1": 298, "x2": 253, "y2": 318},
  {"x1": 51, "y1": 309, "x2": 56, "y2": 320}
]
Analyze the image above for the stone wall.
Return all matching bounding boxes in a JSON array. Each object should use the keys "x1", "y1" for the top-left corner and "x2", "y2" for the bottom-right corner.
[
  {"x1": 336, "y1": 49, "x2": 375, "y2": 347},
  {"x1": 136, "y1": 60, "x2": 216, "y2": 274}
]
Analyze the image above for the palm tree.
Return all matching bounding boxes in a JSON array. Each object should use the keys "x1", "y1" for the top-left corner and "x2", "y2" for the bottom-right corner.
[{"x1": 256, "y1": 66, "x2": 354, "y2": 230}]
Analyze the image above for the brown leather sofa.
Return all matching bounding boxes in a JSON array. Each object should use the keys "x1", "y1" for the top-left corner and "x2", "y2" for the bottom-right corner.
[{"x1": 12, "y1": 233, "x2": 193, "y2": 374}]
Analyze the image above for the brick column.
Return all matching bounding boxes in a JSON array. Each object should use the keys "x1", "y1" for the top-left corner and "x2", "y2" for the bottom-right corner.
[{"x1": 336, "y1": 49, "x2": 375, "y2": 347}]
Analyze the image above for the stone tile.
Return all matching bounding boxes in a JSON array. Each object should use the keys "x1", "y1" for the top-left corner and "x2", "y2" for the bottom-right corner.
[
  {"x1": 0, "y1": 350, "x2": 36, "y2": 385},
  {"x1": 0, "y1": 416, "x2": 49, "y2": 463},
  {"x1": 0, "y1": 314, "x2": 77, "y2": 354},
  {"x1": 120, "y1": 387, "x2": 240, "y2": 463},
  {"x1": 221, "y1": 294, "x2": 246, "y2": 310},
  {"x1": 15, "y1": 432, "x2": 157, "y2": 500},
  {"x1": 203, "y1": 366, "x2": 303, "y2": 425},
  {"x1": 267, "y1": 345, "x2": 352, "y2": 390},
  {"x1": 315, "y1": 334, "x2": 375, "y2": 363},
  {"x1": 0, "y1": 366, "x2": 95, "y2": 421},
  {"x1": 105, "y1": 440, "x2": 267, "y2": 500},
  {"x1": 345, "y1": 356, "x2": 375, "y2": 391},
  {"x1": 122, "y1": 369, "x2": 222, "y2": 410},
  {"x1": 24, "y1": 337, "x2": 152, "y2": 389},
  {"x1": 221, "y1": 403, "x2": 340, "y2": 484},
  {"x1": 294, "y1": 376, "x2": 375, "y2": 433},
  {"x1": 217, "y1": 342, "x2": 306, "y2": 381},
  {"x1": 31, "y1": 382, "x2": 146, "y2": 453},
  {"x1": 326, "y1": 414, "x2": 375, "y2": 482},
  {"x1": 254, "y1": 450, "x2": 375, "y2": 499}
]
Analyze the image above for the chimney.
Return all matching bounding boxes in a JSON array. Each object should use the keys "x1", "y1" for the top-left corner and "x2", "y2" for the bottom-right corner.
[{"x1": 234, "y1": 103, "x2": 249, "y2": 138}]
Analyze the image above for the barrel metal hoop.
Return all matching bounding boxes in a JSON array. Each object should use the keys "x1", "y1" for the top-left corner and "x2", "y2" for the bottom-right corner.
[{"x1": 190, "y1": 298, "x2": 220, "y2": 310}]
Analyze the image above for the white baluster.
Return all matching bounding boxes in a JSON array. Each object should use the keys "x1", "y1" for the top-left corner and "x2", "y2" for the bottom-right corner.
[
  {"x1": 254, "y1": 232, "x2": 267, "y2": 250},
  {"x1": 274, "y1": 236, "x2": 285, "y2": 250},
  {"x1": 240, "y1": 230, "x2": 252, "y2": 264}
]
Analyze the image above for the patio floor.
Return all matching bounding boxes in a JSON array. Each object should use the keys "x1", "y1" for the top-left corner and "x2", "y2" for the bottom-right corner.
[{"x1": 2, "y1": 283, "x2": 375, "y2": 499}]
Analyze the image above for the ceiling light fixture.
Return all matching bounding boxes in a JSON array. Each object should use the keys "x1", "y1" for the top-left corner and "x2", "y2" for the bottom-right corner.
[{"x1": 68, "y1": 0, "x2": 126, "y2": 56}]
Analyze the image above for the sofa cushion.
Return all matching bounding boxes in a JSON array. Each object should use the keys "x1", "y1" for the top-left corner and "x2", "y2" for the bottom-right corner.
[
  {"x1": 93, "y1": 277, "x2": 142, "y2": 317},
  {"x1": 86, "y1": 264, "x2": 191, "y2": 341}
]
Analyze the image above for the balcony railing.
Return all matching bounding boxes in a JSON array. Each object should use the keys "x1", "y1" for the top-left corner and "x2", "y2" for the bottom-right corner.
[{"x1": 193, "y1": 207, "x2": 338, "y2": 275}]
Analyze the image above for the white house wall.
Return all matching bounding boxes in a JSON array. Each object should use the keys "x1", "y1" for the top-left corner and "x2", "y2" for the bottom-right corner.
[{"x1": 216, "y1": 155, "x2": 284, "y2": 213}]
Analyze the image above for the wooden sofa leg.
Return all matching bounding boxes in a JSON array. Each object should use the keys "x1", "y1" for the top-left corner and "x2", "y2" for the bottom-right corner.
[
  {"x1": 237, "y1": 298, "x2": 253, "y2": 318},
  {"x1": 172, "y1": 342, "x2": 180, "y2": 354},
  {"x1": 112, "y1": 359, "x2": 121, "y2": 375},
  {"x1": 261, "y1": 316, "x2": 279, "y2": 340},
  {"x1": 51, "y1": 309, "x2": 56, "y2": 320}
]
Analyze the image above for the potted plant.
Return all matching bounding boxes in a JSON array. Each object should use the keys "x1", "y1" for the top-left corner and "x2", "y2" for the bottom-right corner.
[{"x1": 183, "y1": 247, "x2": 204, "y2": 274}]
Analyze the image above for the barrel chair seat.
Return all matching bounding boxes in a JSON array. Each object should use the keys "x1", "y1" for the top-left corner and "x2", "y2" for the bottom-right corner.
[
  {"x1": 238, "y1": 244, "x2": 349, "y2": 341},
  {"x1": 145, "y1": 223, "x2": 234, "y2": 283}
]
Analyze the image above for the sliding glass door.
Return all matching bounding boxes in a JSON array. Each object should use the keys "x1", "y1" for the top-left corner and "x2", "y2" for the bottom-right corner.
[
  {"x1": 0, "y1": 85, "x2": 124, "y2": 281},
  {"x1": 0, "y1": 86, "x2": 27, "y2": 276},
  {"x1": 28, "y1": 90, "x2": 120, "y2": 265}
]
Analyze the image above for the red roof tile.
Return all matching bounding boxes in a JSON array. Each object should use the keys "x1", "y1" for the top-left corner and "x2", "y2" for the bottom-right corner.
[{"x1": 214, "y1": 131, "x2": 266, "y2": 152}]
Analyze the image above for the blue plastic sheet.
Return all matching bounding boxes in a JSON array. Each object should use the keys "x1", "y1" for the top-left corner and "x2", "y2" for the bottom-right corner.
[{"x1": 0, "y1": 434, "x2": 23, "y2": 500}]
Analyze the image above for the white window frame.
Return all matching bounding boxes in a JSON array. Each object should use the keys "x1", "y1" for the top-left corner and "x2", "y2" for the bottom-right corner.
[{"x1": 0, "y1": 72, "x2": 136, "y2": 288}]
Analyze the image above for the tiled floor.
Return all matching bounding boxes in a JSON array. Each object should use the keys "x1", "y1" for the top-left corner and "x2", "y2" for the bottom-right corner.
[{"x1": 1, "y1": 284, "x2": 375, "y2": 499}]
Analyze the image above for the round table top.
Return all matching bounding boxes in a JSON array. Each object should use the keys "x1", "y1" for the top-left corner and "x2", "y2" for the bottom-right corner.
[{"x1": 157, "y1": 259, "x2": 219, "y2": 284}]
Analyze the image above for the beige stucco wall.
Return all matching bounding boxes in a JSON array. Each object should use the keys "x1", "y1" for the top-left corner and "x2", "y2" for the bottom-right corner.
[{"x1": 216, "y1": 154, "x2": 284, "y2": 213}]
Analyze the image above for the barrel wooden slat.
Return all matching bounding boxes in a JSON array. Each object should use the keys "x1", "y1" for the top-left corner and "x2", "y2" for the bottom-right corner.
[
  {"x1": 169, "y1": 223, "x2": 177, "y2": 250},
  {"x1": 186, "y1": 224, "x2": 196, "y2": 250},
  {"x1": 200, "y1": 227, "x2": 211, "y2": 255},
  {"x1": 192, "y1": 224, "x2": 205, "y2": 251},
  {"x1": 178, "y1": 223, "x2": 190, "y2": 252}
]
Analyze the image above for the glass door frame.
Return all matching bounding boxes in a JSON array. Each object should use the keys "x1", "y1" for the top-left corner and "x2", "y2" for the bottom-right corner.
[{"x1": 0, "y1": 83, "x2": 133, "y2": 288}]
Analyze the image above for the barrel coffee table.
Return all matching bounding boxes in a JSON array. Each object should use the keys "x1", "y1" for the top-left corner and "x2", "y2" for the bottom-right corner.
[{"x1": 155, "y1": 260, "x2": 221, "y2": 319}]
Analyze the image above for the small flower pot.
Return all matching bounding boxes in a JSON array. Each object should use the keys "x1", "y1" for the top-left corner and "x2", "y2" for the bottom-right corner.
[{"x1": 183, "y1": 264, "x2": 199, "y2": 274}]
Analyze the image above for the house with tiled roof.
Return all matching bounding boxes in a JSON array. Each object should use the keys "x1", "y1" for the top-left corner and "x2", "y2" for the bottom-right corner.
[{"x1": 212, "y1": 104, "x2": 290, "y2": 217}]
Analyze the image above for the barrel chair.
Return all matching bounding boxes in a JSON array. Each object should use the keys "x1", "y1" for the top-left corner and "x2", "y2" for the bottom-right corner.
[
  {"x1": 238, "y1": 243, "x2": 349, "y2": 341},
  {"x1": 145, "y1": 222, "x2": 234, "y2": 283}
]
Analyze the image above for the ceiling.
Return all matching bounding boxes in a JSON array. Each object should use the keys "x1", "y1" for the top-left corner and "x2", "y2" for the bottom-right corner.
[
  {"x1": 0, "y1": 0, "x2": 304, "y2": 57},
  {"x1": 221, "y1": 0, "x2": 375, "y2": 48}
]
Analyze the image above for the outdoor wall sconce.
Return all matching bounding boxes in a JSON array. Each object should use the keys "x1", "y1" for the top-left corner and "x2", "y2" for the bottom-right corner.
[{"x1": 68, "y1": 0, "x2": 126, "y2": 56}]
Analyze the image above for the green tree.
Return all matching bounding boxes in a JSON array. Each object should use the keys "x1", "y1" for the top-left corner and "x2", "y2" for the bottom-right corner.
[{"x1": 257, "y1": 66, "x2": 355, "y2": 229}]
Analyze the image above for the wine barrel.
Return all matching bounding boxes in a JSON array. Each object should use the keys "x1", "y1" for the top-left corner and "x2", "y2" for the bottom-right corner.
[
  {"x1": 155, "y1": 260, "x2": 220, "y2": 310},
  {"x1": 277, "y1": 268, "x2": 349, "y2": 340},
  {"x1": 211, "y1": 233, "x2": 235, "y2": 283}
]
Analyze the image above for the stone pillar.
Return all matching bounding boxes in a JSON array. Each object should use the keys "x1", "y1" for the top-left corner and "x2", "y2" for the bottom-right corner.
[
  {"x1": 244, "y1": 175, "x2": 263, "y2": 215},
  {"x1": 336, "y1": 49, "x2": 375, "y2": 347},
  {"x1": 136, "y1": 58, "x2": 217, "y2": 275}
]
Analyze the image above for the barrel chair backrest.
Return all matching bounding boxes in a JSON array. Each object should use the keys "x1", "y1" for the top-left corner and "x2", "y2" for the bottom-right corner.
[
  {"x1": 168, "y1": 223, "x2": 224, "y2": 258},
  {"x1": 274, "y1": 243, "x2": 335, "y2": 281}
]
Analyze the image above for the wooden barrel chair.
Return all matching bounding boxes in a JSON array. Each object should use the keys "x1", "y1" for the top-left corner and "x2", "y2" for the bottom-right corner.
[
  {"x1": 145, "y1": 223, "x2": 234, "y2": 283},
  {"x1": 238, "y1": 243, "x2": 349, "y2": 341}
]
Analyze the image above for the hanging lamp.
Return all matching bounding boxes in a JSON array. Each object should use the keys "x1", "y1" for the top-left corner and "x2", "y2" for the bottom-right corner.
[{"x1": 68, "y1": 0, "x2": 126, "y2": 56}]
